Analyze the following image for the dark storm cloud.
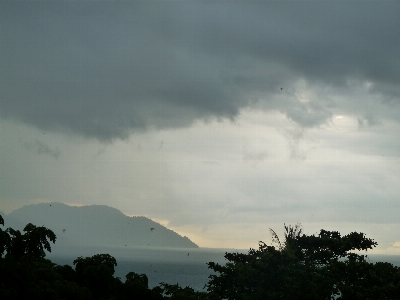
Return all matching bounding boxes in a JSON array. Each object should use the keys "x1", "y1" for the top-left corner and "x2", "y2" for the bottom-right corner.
[{"x1": 1, "y1": 1, "x2": 399, "y2": 140}]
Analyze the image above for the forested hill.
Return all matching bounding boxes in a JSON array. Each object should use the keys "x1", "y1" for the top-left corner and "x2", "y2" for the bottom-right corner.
[{"x1": 5, "y1": 202, "x2": 198, "y2": 249}]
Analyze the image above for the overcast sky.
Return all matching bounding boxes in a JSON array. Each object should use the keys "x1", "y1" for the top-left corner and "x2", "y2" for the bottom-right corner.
[{"x1": 1, "y1": 0, "x2": 400, "y2": 253}]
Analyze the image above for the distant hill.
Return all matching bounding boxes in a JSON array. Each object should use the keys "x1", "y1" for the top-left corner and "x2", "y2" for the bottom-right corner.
[{"x1": 3, "y1": 203, "x2": 198, "y2": 249}]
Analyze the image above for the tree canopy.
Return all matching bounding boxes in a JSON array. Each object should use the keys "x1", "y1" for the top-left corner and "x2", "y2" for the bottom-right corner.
[
  {"x1": 205, "y1": 224, "x2": 399, "y2": 300},
  {"x1": 1, "y1": 215, "x2": 399, "y2": 300}
]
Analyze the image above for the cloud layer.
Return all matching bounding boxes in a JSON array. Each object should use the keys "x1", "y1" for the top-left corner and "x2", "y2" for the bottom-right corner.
[
  {"x1": 1, "y1": 1, "x2": 399, "y2": 140},
  {"x1": 1, "y1": 1, "x2": 400, "y2": 253}
]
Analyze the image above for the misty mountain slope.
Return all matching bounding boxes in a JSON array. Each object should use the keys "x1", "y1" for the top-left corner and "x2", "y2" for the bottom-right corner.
[{"x1": 5, "y1": 203, "x2": 198, "y2": 248}]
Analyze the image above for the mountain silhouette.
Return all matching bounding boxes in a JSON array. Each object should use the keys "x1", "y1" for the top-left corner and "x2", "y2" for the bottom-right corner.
[{"x1": 4, "y1": 202, "x2": 198, "y2": 249}]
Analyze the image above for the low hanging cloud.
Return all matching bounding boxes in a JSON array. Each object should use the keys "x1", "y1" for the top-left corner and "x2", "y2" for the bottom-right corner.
[{"x1": 1, "y1": 1, "x2": 399, "y2": 140}]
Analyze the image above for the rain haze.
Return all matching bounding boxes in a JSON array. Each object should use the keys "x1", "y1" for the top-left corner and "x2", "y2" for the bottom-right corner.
[{"x1": 1, "y1": 1, "x2": 400, "y2": 253}]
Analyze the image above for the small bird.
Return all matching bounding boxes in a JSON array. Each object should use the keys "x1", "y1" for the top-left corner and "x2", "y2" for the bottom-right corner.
[
  {"x1": 150, "y1": 228, "x2": 155, "y2": 231},
  {"x1": 280, "y1": 88, "x2": 283, "y2": 91},
  {"x1": 62, "y1": 229, "x2": 66, "y2": 233},
  {"x1": 187, "y1": 253, "x2": 189, "y2": 256}
]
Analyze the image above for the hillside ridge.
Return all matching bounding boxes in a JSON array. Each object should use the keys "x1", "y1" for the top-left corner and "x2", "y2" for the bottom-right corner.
[{"x1": 4, "y1": 202, "x2": 199, "y2": 249}]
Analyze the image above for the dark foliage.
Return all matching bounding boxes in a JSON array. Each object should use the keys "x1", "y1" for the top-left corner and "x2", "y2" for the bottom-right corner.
[
  {"x1": 205, "y1": 225, "x2": 400, "y2": 300},
  {"x1": 0, "y1": 215, "x2": 164, "y2": 299},
  {"x1": 159, "y1": 282, "x2": 214, "y2": 300},
  {"x1": 5, "y1": 223, "x2": 56, "y2": 261},
  {"x1": 1, "y1": 215, "x2": 399, "y2": 300},
  {"x1": 73, "y1": 253, "x2": 119, "y2": 299}
]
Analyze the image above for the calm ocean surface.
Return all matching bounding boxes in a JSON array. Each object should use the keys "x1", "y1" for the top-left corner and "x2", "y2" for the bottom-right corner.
[
  {"x1": 48, "y1": 246, "x2": 234, "y2": 291},
  {"x1": 47, "y1": 246, "x2": 400, "y2": 292}
]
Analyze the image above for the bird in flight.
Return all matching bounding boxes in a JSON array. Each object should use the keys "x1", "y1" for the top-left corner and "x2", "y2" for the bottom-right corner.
[
  {"x1": 280, "y1": 88, "x2": 283, "y2": 91},
  {"x1": 150, "y1": 228, "x2": 155, "y2": 231},
  {"x1": 62, "y1": 229, "x2": 66, "y2": 233}
]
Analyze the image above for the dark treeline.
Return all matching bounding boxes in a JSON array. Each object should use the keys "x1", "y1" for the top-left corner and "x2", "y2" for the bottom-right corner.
[{"x1": 1, "y1": 215, "x2": 400, "y2": 299}]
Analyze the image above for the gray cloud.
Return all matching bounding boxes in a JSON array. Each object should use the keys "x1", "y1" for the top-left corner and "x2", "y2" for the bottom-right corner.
[
  {"x1": 242, "y1": 151, "x2": 269, "y2": 162},
  {"x1": 1, "y1": 1, "x2": 399, "y2": 140},
  {"x1": 23, "y1": 139, "x2": 60, "y2": 159}
]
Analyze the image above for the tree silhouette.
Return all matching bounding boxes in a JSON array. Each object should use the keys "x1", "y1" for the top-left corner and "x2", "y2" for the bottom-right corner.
[
  {"x1": 73, "y1": 254, "x2": 120, "y2": 299},
  {"x1": 118, "y1": 272, "x2": 164, "y2": 300},
  {"x1": 0, "y1": 216, "x2": 89, "y2": 299},
  {"x1": 0, "y1": 215, "x2": 10, "y2": 258},
  {"x1": 205, "y1": 224, "x2": 399, "y2": 300},
  {"x1": 5, "y1": 223, "x2": 56, "y2": 261},
  {"x1": 2, "y1": 214, "x2": 400, "y2": 300},
  {"x1": 269, "y1": 222, "x2": 303, "y2": 251}
]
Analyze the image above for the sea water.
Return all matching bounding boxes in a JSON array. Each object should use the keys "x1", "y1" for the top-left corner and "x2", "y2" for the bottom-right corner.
[
  {"x1": 47, "y1": 246, "x2": 400, "y2": 292},
  {"x1": 48, "y1": 246, "x2": 237, "y2": 291}
]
